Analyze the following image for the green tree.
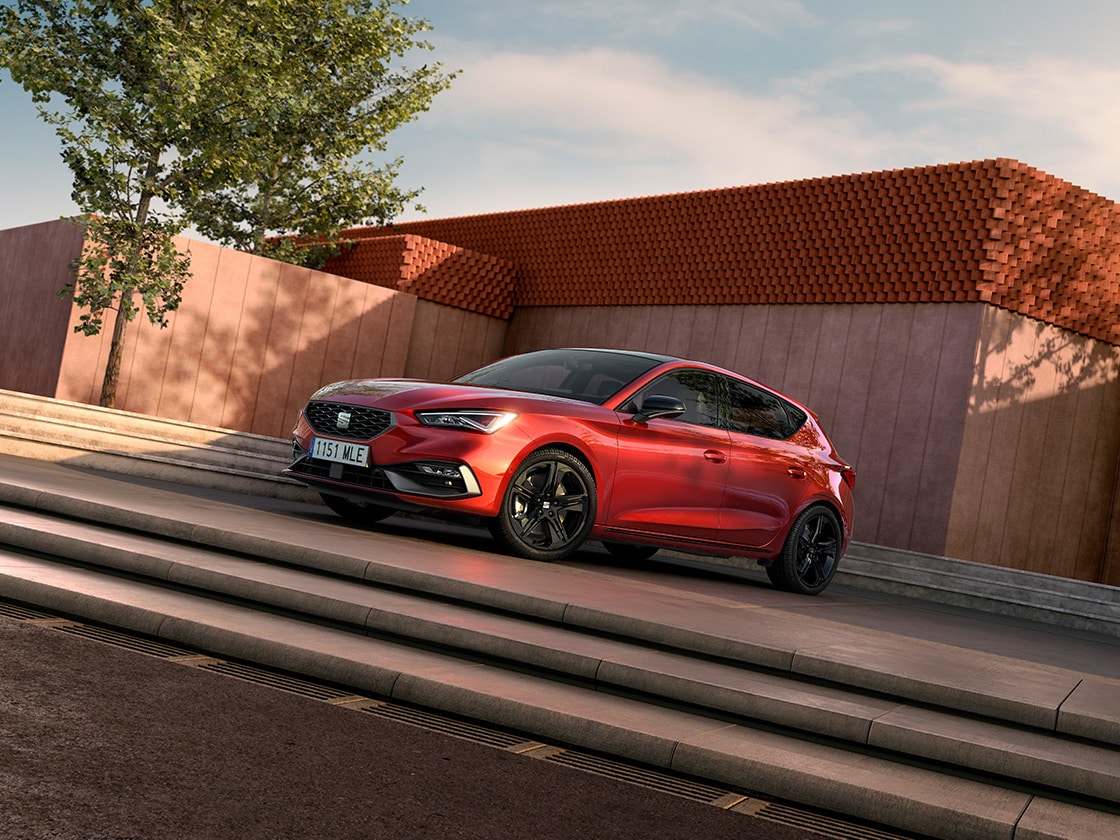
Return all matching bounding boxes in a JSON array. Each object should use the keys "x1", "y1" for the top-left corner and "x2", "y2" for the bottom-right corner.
[
  {"x1": 0, "y1": 0, "x2": 452, "y2": 407},
  {"x1": 178, "y1": 0, "x2": 453, "y2": 261}
]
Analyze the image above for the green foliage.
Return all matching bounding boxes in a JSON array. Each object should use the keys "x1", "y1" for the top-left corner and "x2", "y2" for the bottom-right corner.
[
  {"x1": 176, "y1": 0, "x2": 454, "y2": 257},
  {"x1": 1, "y1": 0, "x2": 196, "y2": 338},
  {"x1": 63, "y1": 215, "x2": 190, "y2": 336},
  {"x1": 0, "y1": 0, "x2": 453, "y2": 402},
  {"x1": 256, "y1": 236, "x2": 357, "y2": 271}
]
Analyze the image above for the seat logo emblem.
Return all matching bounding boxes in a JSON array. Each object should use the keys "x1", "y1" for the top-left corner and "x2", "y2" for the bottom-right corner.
[{"x1": 336, "y1": 411, "x2": 352, "y2": 430}]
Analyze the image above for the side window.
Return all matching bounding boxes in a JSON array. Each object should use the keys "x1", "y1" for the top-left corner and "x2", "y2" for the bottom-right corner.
[
  {"x1": 724, "y1": 378, "x2": 804, "y2": 440},
  {"x1": 628, "y1": 370, "x2": 722, "y2": 428}
]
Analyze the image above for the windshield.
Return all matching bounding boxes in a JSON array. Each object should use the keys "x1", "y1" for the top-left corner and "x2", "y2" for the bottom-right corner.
[{"x1": 454, "y1": 349, "x2": 665, "y2": 404}]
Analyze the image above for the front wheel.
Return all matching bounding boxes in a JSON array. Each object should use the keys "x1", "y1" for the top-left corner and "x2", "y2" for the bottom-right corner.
[
  {"x1": 766, "y1": 505, "x2": 842, "y2": 595},
  {"x1": 490, "y1": 448, "x2": 596, "y2": 562}
]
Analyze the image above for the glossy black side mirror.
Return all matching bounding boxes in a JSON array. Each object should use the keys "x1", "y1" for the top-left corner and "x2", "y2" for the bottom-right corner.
[{"x1": 632, "y1": 394, "x2": 686, "y2": 423}]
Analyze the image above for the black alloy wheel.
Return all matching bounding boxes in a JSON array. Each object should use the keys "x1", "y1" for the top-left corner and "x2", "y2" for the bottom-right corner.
[
  {"x1": 490, "y1": 448, "x2": 596, "y2": 562},
  {"x1": 319, "y1": 493, "x2": 396, "y2": 526},
  {"x1": 767, "y1": 505, "x2": 842, "y2": 595}
]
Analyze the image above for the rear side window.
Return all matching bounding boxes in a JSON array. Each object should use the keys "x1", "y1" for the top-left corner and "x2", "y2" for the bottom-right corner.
[{"x1": 723, "y1": 378, "x2": 805, "y2": 440}]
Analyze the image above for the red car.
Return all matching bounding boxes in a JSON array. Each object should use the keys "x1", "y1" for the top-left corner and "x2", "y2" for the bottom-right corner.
[{"x1": 284, "y1": 348, "x2": 855, "y2": 594}]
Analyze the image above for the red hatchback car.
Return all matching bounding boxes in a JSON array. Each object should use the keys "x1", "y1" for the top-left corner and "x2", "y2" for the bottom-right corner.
[{"x1": 284, "y1": 348, "x2": 855, "y2": 594}]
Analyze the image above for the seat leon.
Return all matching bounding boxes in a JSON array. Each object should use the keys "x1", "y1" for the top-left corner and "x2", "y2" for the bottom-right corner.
[{"x1": 284, "y1": 348, "x2": 855, "y2": 595}]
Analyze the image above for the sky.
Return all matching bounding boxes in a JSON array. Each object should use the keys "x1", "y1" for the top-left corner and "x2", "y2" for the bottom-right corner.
[{"x1": 3, "y1": 0, "x2": 1120, "y2": 232}]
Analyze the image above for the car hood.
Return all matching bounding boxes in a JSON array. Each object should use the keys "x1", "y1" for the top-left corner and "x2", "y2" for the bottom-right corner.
[{"x1": 310, "y1": 378, "x2": 601, "y2": 414}]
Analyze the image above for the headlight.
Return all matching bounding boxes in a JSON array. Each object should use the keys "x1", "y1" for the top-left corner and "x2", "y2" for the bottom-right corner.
[{"x1": 415, "y1": 410, "x2": 518, "y2": 433}]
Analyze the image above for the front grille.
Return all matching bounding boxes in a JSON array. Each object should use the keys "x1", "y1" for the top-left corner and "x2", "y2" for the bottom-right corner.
[{"x1": 304, "y1": 401, "x2": 393, "y2": 441}]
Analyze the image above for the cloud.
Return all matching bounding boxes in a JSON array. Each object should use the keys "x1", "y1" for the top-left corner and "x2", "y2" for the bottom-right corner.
[
  {"x1": 924, "y1": 57, "x2": 1120, "y2": 146},
  {"x1": 424, "y1": 47, "x2": 880, "y2": 192},
  {"x1": 807, "y1": 53, "x2": 1120, "y2": 197},
  {"x1": 397, "y1": 29, "x2": 1120, "y2": 219},
  {"x1": 516, "y1": 0, "x2": 819, "y2": 39}
]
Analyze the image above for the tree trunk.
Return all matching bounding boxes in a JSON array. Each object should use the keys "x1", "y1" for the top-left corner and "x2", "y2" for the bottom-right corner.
[
  {"x1": 99, "y1": 288, "x2": 134, "y2": 408},
  {"x1": 99, "y1": 165, "x2": 159, "y2": 409}
]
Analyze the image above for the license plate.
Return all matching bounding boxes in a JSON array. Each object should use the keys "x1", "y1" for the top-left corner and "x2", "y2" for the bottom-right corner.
[{"x1": 311, "y1": 437, "x2": 370, "y2": 467}]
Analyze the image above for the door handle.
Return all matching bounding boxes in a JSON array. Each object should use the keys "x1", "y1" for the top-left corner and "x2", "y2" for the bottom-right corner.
[
  {"x1": 703, "y1": 450, "x2": 727, "y2": 464},
  {"x1": 787, "y1": 467, "x2": 807, "y2": 479}
]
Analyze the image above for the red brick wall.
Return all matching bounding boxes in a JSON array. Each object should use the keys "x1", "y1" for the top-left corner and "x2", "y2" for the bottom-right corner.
[{"x1": 365, "y1": 159, "x2": 1120, "y2": 347}]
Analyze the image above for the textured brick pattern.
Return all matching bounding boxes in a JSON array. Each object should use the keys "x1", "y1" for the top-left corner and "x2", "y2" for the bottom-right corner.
[
  {"x1": 979, "y1": 164, "x2": 1120, "y2": 344},
  {"x1": 334, "y1": 159, "x2": 1120, "y2": 345},
  {"x1": 325, "y1": 234, "x2": 516, "y2": 319}
]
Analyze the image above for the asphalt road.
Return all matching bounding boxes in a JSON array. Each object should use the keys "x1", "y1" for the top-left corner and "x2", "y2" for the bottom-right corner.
[{"x1": 1, "y1": 614, "x2": 840, "y2": 840}]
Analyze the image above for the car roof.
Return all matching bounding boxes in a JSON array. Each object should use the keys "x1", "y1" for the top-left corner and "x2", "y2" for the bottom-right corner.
[{"x1": 560, "y1": 347, "x2": 680, "y2": 364}]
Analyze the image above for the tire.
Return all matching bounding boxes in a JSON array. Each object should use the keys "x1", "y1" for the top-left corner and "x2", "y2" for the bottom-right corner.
[
  {"x1": 602, "y1": 541, "x2": 659, "y2": 563},
  {"x1": 319, "y1": 493, "x2": 395, "y2": 526},
  {"x1": 490, "y1": 448, "x2": 596, "y2": 562},
  {"x1": 766, "y1": 505, "x2": 842, "y2": 596}
]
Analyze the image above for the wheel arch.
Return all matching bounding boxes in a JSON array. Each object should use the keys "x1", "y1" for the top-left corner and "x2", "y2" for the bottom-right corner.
[
  {"x1": 536, "y1": 441, "x2": 596, "y2": 477},
  {"x1": 507, "y1": 439, "x2": 600, "y2": 491},
  {"x1": 794, "y1": 496, "x2": 851, "y2": 552},
  {"x1": 483, "y1": 439, "x2": 605, "y2": 536}
]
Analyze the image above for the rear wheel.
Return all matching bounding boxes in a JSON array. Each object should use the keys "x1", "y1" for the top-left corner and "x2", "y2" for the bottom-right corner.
[
  {"x1": 319, "y1": 493, "x2": 395, "y2": 526},
  {"x1": 490, "y1": 448, "x2": 596, "y2": 562},
  {"x1": 766, "y1": 505, "x2": 842, "y2": 596},
  {"x1": 602, "y1": 541, "x2": 659, "y2": 563}
]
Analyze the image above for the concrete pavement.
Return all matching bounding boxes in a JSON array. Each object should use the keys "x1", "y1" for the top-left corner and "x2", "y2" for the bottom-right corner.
[
  {"x1": 2, "y1": 609, "x2": 830, "y2": 840},
  {"x1": 1, "y1": 453, "x2": 1119, "y2": 839}
]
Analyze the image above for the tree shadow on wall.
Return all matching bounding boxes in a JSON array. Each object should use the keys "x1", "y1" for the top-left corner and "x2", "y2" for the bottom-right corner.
[
  {"x1": 143, "y1": 264, "x2": 402, "y2": 439},
  {"x1": 969, "y1": 315, "x2": 1120, "y2": 414}
]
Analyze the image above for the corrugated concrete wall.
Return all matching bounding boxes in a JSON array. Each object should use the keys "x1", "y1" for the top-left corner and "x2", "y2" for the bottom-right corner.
[
  {"x1": 53, "y1": 237, "x2": 420, "y2": 439},
  {"x1": 1, "y1": 228, "x2": 509, "y2": 439},
  {"x1": 0, "y1": 220, "x2": 85, "y2": 397},
  {"x1": 404, "y1": 300, "x2": 509, "y2": 383},
  {"x1": 946, "y1": 306, "x2": 1120, "y2": 585},
  {"x1": 4, "y1": 222, "x2": 1118, "y2": 585}
]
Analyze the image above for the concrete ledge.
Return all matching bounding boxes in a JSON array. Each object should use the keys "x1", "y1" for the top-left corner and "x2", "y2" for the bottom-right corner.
[
  {"x1": 0, "y1": 388, "x2": 316, "y2": 503},
  {"x1": 840, "y1": 542, "x2": 1120, "y2": 637}
]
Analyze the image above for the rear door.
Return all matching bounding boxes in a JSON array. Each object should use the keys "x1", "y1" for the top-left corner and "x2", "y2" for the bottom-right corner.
[
  {"x1": 717, "y1": 376, "x2": 814, "y2": 551},
  {"x1": 606, "y1": 369, "x2": 730, "y2": 541}
]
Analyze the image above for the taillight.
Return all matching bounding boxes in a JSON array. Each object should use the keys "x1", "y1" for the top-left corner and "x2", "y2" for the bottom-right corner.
[{"x1": 841, "y1": 467, "x2": 856, "y2": 490}]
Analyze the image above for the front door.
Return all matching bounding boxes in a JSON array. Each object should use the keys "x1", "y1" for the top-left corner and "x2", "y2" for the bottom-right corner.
[{"x1": 606, "y1": 370, "x2": 729, "y2": 542}]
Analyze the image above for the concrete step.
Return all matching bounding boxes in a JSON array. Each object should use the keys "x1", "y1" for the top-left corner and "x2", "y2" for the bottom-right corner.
[
  {"x1": 2, "y1": 459, "x2": 1115, "y2": 737},
  {"x1": 3, "y1": 540, "x2": 1118, "y2": 840},
  {"x1": 2, "y1": 503, "x2": 1119, "y2": 807},
  {"x1": 3, "y1": 454, "x2": 1120, "y2": 838},
  {"x1": 842, "y1": 542, "x2": 1120, "y2": 637},
  {"x1": 4, "y1": 388, "x2": 1119, "y2": 639},
  {"x1": 3, "y1": 456, "x2": 1120, "y2": 792},
  {"x1": 0, "y1": 388, "x2": 315, "y2": 502}
]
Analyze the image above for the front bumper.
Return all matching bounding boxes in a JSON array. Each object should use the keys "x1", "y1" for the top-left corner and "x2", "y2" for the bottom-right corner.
[{"x1": 285, "y1": 438, "x2": 482, "y2": 500}]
